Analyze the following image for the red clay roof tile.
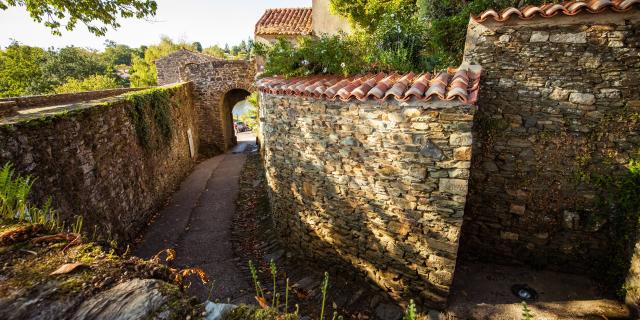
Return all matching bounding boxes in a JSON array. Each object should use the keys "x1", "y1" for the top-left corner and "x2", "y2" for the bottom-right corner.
[
  {"x1": 256, "y1": 65, "x2": 481, "y2": 104},
  {"x1": 255, "y1": 8, "x2": 313, "y2": 36},
  {"x1": 473, "y1": 0, "x2": 639, "y2": 22}
]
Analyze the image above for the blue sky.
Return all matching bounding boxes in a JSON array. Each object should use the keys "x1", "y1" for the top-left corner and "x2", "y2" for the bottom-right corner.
[{"x1": 0, "y1": 0, "x2": 310, "y2": 49}]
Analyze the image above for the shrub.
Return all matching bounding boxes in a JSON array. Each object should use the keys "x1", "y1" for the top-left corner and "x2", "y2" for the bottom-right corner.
[
  {"x1": 259, "y1": 0, "x2": 555, "y2": 76},
  {"x1": 54, "y1": 74, "x2": 121, "y2": 93}
]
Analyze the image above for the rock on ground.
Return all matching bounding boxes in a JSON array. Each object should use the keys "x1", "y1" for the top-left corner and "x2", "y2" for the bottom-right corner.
[{"x1": 73, "y1": 279, "x2": 166, "y2": 320}]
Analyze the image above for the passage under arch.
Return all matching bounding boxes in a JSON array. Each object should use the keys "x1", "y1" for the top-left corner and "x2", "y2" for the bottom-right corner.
[{"x1": 221, "y1": 88, "x2": 251, "y2": 149}]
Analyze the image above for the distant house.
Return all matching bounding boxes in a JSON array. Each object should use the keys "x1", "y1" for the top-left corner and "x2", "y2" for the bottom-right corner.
[{"x1": 254, "y1": 0, "x2": 351, "y2": 69}]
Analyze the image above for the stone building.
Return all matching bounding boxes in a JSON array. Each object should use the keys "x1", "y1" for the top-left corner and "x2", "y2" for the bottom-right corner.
[
  {"x1": 155, "y1": 49, "x2": 220, "y2": 86},
  {"x1": 155, "y1": 51, "x2": 256, "y2": 156},
  {"x1": 254, "y1": 0, "x2": 351, "y2": 70}
]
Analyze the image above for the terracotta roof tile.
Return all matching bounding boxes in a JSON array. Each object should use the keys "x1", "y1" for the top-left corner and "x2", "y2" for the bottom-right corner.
[
  {"x1": 255, "y1": 8, "x2": 313, "y2": 36},
  {"x1": 473, "y1": 0, "x2": 640, "y2": 22},
  {"x1": 256, "y1": 65, "x2": 482, "y2": 104}
]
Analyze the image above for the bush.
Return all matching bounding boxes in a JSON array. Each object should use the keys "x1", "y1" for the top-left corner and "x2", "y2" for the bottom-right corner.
[
  {"x1": 418, "y1": 0, "x2": 550, "y2": 66},
  {"x1": 54, "y1": 74, "x2": 121, "y2": 93},
  {"x1": 257, "y1": 14, "x2": 437, "y2": 78},
  {"x1": 259, "y1": 0, "x2": 554, "y2": 77}
]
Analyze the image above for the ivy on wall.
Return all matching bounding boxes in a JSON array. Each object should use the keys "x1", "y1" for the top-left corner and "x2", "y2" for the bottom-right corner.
[{"x1": 125, "y1": 87, "x2": 176, "y2": 151}]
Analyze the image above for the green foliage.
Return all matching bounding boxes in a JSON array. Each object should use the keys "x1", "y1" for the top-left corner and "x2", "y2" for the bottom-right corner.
[
  {"x1": 521, "y1": 301, "x2": 534, "y2": 320},
  {"x1": 0, "y1": 162, "x2": 33, "y2": 220},
  {"x1": 125, "y1": 87, "x2": 173, "y2": 150},
  {"x1": 257, "y1": 19, "x2": 438, "y2": 78},
  {"x1": 221, "y1": 304, "x2": 297, "y2": 320},
  {"x1": 402, "y1": 299, "x2": 418, "y2": 320},
  {"x1": 329, "y1": 0, "x2": 416, "y2": 32},
  {"x1": 591, "y1": 159, "x2": 640, "y2": 295},
  {"x1": 320, "y1": 272, "x2": 330, "y2": 320},
  {"x1": 270, "y1": 259, "x2": 277, "y2": 307},
  {"x1": 0, "y1": 162, "x2": 60, "y2": 230},
  {"x1": 0, "y1": 0, "x2": 158, "y2": 36},
  {"x1": 240, "y1": 92, "x2": 259, "y2": 134},
  {"x1": 203, "y1": 45, "x2": 226, "y2": 59},
  {"x1": 129, "y1": 36, "x2": 197, "y2": 87},
  {"x1": 249, "y1": 260, "x2": 265, "y2": 299},
  {"x1": 41, "y1": 46, "x2": 110, "y2": 85},
  {"x1": 192, "y1": 41, "x2": 203, "y2": 53},
  {"x1": 417, "y1": 0, "x2": 550, "y2": 66},
  {"x1": 256, "y1": 35, "x2": 364, "y2": 78},
  {"x1": 102, "y1": 40, "x2": 144, "y2": 66},
  {"x1": 0, "y1": 41, "x2": 128, "y2": 97},
  {"x1": 0, "y1": 42, "x2": 48, "y2": 97},
  {"x1": 54, "y1": 74, "x2": 121, "y2": 93},
  {"x1": 284, "y1": 0, "x2": 549, "y2": 75}
]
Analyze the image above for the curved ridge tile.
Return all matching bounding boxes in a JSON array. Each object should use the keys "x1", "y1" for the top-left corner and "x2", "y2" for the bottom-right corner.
[
  {"x1": 403, "y1": 73, "x2": 432, "y2": 100},
  {"x1": 473, "y1": 0, "x2": 639, "y2": 22},
  {"x1": 257, "y1": 64, "x2": 481, "y2": 104},
  {"x1": 383, "y1": 72, "x2": 414, "y2": 101}
]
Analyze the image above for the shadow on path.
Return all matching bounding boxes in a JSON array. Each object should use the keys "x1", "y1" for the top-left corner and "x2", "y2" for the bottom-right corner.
[{"x1": 134, "y1": 132, "x2": 257, "y2": 304}]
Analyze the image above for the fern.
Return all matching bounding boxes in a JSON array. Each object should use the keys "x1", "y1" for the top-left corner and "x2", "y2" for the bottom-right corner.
[{"x1": 0, "y1": 162, "x2": 34, "y2": 220}]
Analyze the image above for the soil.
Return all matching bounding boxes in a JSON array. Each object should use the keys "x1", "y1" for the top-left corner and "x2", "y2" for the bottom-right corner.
[{"x1": 0, "y1": 218, "x2": 201, "y2": 320}]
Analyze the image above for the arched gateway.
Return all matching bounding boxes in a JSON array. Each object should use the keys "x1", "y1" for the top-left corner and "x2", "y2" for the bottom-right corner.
[{"x1": 156, "y1": 49, "x2": 256, "y2": 156}]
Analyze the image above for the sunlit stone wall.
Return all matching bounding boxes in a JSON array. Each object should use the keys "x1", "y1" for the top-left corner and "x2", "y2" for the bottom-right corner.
[{"x1": 259, "y1": 94, "x2": 476, "y2": 309}]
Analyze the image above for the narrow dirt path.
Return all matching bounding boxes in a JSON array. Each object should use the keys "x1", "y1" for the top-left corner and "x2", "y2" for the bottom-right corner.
[{"x1": 134, "y1": 132, "x2": 256, "y2": 304}]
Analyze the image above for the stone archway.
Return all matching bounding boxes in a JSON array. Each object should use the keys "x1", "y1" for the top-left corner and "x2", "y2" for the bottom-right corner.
[
  {"x1": 221, "y1": 88, "x2": 251, "y2": 149},
  {"x1": 156, "y1": 51, "x2": 256, "y2": 156}
]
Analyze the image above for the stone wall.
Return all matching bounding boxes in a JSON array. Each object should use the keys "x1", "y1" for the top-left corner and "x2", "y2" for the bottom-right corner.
[
  {"x1": 0, "y1": 87, "x2": 144, "y2": 117},
  {"x1": 0, "y1": 83, "x2": 199, "y2": 241},
  {"x1": 181, "y1": 60, "x2": 255, "y2": 155},
  {"x1": 259, "y1": 94, "x2": 477, "y2": 309},
  {"x1": 155, "y1": 49, "x2": 218, "y2": 86},
  {"x1": 461, "y1": 11, "x2": 640, "y2": 272}
]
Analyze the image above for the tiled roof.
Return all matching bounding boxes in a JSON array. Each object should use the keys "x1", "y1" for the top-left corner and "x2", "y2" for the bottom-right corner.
[
  {"x1": 473, "y1": 0, "x2": 640, "y2": 22},
  {"x1": 256, "y1": 65, "x2": 481, "y2": 104},
  {"x1": 255, "y1": 8, "x2": 313, "y2": 36}
]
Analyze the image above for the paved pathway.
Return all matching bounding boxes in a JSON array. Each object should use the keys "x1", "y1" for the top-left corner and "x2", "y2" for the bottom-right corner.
[{"x1": 134, "y1": 132, "x2": 256, "y2": 303}]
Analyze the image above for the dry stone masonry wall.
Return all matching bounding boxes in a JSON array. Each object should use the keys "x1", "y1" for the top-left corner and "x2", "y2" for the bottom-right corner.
[
  {"x1": 259, "y1": 94, "x2": 477, "y2": 309},
  {"x1": 181, "y1": 60, "x2": 255, "y2": 155},
  {"x1": 461, "y1": 11, "x2": 640, "y2": 272},
  {"x1": 155, "y1": 49, "x2": 219, "y2": 86},
  {"x1": 0, "y1": 83, "x2": 199, "y2": 241}
]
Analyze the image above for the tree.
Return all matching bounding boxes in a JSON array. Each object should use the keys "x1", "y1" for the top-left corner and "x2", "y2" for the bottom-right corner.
[
  {"x1": 329, "y1": 0, "x2": 415, "y2": 31},
  {"x1": 54, "y1": 74, "x2": 121, "y2": 93},
  {"x1": 102, "y1": 40, "x2": 142, "y2": 66},
  {"x1": 192, "y1": 41, "x2": 203, "y2": 52},
  {"x1": 331, "y1": 0, "x2": 550, "y2": 67},
  {"x1": 41, "y1": 46, "x2": 110, "y2": 86},
  {"x1": 0, "y1": 42, "x2": 48, "y2": 97},
  {"x1": 0, "y1": 0, "x2": 158, "y2": 36},
  {"x1": 203, "y1": 45, "x2": 225, "y2": 59},
  {"x1": 129, "y1": 36, "x2": 196, "y2": 87}
]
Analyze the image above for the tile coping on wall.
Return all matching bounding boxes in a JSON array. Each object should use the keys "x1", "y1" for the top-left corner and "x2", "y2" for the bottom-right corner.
[
  {"x1": 256, "y1": 64, "x2": 481, "y2": 104},
  {"x1": 473, "y1": 0, "x2": 640, "y2": 23}
]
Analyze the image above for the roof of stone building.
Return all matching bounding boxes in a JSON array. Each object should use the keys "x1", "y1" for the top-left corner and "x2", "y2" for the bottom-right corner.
[
  {"x1": 473, "y1": 0, "x2": 640, "y2": 23},
  {"x1": 255, "y1": 8, "x2": 313, "y2": 36},
  {"x1": 256, "y1": 65, "x2": 481, "y2": 104}
]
